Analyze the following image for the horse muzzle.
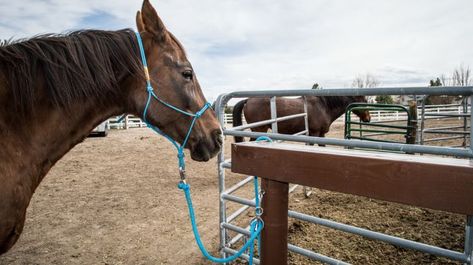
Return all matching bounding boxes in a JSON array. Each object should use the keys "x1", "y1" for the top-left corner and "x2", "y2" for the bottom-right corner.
[{"x1": 189, "y1": 129, "x2": 222, "y2": 162}]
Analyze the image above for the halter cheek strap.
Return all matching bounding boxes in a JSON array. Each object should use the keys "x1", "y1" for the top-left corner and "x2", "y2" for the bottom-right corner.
[{"x1": 134, "y1": 31, "x2": 211, "y2": 175}]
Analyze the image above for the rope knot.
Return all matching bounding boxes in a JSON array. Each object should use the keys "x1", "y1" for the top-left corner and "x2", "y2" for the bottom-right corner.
[
  {"x1": 195, "y1": 109, "x2": 205, "y2": 118},
  {"x1": 177, "y1": 181, "x2": 190, "y2": 191},
  {"x1": 195, "y1": 102, "x2": 212, "y2": 118},
  {"x1": 146, "y1": 85, "x2": 153, "y2": 92}
]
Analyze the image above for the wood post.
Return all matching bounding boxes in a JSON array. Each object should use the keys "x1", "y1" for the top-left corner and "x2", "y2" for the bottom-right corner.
[
  {"x1": 260, "y1": 178, "x2": 289, "y2": 265},
  {"x1": 407, "y1": 100, "x2": 418, "y2": 144}
]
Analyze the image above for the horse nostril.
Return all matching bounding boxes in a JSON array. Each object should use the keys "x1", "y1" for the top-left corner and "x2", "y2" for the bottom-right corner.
[{"x1": 213, "y1": 129, "x2": 223, "y2": 146}]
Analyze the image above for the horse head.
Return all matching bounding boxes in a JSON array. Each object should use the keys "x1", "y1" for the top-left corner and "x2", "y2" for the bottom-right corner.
[
  {"x1": 351, "y1": 96, "x2": 371, "y2": 122},
  {"x1": 130, "y1": 0, "x2": 222, "y2": 161}
]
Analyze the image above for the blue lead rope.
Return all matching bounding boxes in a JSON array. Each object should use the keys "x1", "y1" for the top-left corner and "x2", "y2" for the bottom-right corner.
[
  {"x1": 178, "y1": 181, "x2": 263, "y2": 264},
  {"x1": 177, "y1": 137, "x2": 271, "y2": 264},
  {"x1": 135, "y1": 30, "x2": 269, "y2": 264}
]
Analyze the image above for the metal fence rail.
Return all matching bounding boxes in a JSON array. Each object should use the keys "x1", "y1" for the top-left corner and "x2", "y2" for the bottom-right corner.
[
  {"x1": 344, "y1": 103, "x2": 417, "y2": 145},
  {"x1": 224, "y1": 103, "x2": 471, "y2": 125},
  {"x1": 214, "y1": 86, "x2": 473, "y2": 265},
  {"x1": 419, "y1": 95, "x2": 471, "y2": 147}
]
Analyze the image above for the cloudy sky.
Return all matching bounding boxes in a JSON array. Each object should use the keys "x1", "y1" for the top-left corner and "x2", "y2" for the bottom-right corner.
[{"x1": 1, "y1": 0, "x2": 471, "y2": 101}]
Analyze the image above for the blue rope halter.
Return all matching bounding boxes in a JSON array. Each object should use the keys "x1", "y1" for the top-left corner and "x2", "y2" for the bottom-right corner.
[
  {"x1": 134, "y1": 31, "x2": 266, "y2": 264},
  {"x1": 134, "y1": 31, "x2": 211, "y2": 173}
]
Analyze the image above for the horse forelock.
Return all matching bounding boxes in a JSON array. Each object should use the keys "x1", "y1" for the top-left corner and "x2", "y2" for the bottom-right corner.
[{"x1": 0, "y1": 29, "x2": 143, "y2": 117}]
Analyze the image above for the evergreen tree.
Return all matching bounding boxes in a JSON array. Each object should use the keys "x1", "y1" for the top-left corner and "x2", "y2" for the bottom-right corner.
[
  {"x1": 375, "y1": 95, "x2": 394, "y2": 104},
  {"x1": 429, "y1": 78, "x2": 442, "y2": 87}
]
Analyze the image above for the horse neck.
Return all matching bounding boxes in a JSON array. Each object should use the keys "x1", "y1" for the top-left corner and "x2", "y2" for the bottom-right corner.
[
  {"x1": 0, "y1": 85, "x2": 125, "y2": 195},
  {"x1": 322, "y1": 96, "x2": 357, "y2": 122}
]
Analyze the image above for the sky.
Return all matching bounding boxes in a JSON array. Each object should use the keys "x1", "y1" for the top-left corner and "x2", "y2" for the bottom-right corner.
[{"x1": 0, "y1": 0, "x2": 472, "y2": 102}]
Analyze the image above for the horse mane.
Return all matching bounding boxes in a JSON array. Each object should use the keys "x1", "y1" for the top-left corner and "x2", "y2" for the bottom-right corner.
[
  {"x1": 318, "y1": 96, "x2": 362, "y2": 109},
  {"x1": 0, "y1": 29, "x2": 143, "y2": 117}
]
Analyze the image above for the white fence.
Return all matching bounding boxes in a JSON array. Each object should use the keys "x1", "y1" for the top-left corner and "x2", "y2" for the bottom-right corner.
[
  {"x1": 106, "y1": 104, "x2": 470, "y2": 129},
  {"x1": 336, "y1": 104, "x2": 470, "y2": 124},
  {"x1": 108, "y1": 115, "x2": 146, "y2": 129}
]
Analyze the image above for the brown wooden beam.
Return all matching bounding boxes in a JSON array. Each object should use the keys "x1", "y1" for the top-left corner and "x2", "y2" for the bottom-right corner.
[
  {"x1": 260, "y1": 178, "x2": 289, "y2": 265},
  {"x1": 231, "y1": 142, "x2": 473, "y2": 215}
]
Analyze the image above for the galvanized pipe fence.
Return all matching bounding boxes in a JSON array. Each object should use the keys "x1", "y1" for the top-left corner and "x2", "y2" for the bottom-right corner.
[
  {"x1": 419, "y1": 96, "x2": 471, "y2": 147},
  {"x1": 224, "y1": 103, "x2": 470, "y2": 126},
  {"x1": 214, "y1": 86, "x2": 473, "y2": 265}
]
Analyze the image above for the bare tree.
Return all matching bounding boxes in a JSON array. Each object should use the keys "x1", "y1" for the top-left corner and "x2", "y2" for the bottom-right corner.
[
  {"x1": 440, "y1": 74, "x2": 452, "y2": 87},
  {"x1": 351, "y1": 73, "x2": 379, "y2": 88},
  {"x1": 351, "y1": 73, "x2": 380, "y2": 103},
  {"x1": 452, "y1": 64, "x2": 471, "y2": 86}
]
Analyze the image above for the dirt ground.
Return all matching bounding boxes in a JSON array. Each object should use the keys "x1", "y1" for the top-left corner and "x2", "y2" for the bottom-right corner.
[{"x1": 0, "y1": 119, "x2": 469, "y2": 265}]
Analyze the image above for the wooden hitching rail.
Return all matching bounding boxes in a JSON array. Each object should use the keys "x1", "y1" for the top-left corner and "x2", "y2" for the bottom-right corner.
[{"x1": 231, "y1": 142, "x2": 473, "y2": 265}]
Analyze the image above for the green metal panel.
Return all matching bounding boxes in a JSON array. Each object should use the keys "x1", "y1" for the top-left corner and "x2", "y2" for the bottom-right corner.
[{"x1": 344, "y1": 103, "x2": 415, "y2": 145}]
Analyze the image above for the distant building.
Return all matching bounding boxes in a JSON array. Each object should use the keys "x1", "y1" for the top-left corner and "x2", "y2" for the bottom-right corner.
[{"x1": 397, "y1": 95, "x2": 419, "y2": 105}]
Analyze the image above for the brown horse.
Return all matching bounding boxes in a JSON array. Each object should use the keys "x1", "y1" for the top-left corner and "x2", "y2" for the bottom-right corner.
[
  {"x1": 0, "y1": 0, "x2": 222, "y2": 254},
  {"x1": 232, "y1": 96, "x2": 371, "y2": 142}
]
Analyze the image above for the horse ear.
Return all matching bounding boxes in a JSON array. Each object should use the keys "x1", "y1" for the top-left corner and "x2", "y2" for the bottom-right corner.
[
  {"x1": 136, "y1": 11, "x2": 145, "y2": 33},
  {"x1": 140, "y1": 0, "x2": 168, "y2": 42}
]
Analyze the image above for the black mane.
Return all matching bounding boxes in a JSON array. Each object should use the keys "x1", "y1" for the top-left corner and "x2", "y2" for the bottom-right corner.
[
  {"x1": 0, "y1": 29, "x2": 143, "y2": 116},
  {"x1": 319, "y1": 96, "x2": 363, "y2": 109}
]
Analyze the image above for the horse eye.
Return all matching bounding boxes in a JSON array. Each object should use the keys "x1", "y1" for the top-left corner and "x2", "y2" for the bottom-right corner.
[{"x1": 182, "y1": 70, "x2": 193, "y2": 80}]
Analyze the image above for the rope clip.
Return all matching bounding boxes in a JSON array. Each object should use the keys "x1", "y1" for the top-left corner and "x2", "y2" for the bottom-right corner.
[
  {"x1": 255, "y1": 206, "x2": 264, "y2": 217},
  {"x1": 251, "y1": 216, "x2": 264, "y2": 227},
  {"x1": 179, "y1": 167, "x2": 187, "y2": 181}
]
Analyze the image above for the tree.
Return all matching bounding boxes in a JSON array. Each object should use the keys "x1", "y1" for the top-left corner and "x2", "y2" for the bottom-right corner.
[
  {"x1": 440, "y1": 74, "x2": 451, "y2": 87},
  {"x1": 375, "y1": 95, "x2": 394, "y2": 104},
  {"x1": 311, "y1": 83, "x2": 320, "y2": 89},
  {"x1": 224, "y1": 106, "x2": 233, "y2": 114},
  {"x1": 351, "y1": 73, "x2": 379, "y2": 88},
  {"x1": 427, "y1": 76, "x2": 456, "y2": 105},
  {"x1": 452, "y1": 64, "x2": 471, "y2": 86},
  {"x1": 352, "y1": 73, "x2": 388, "y2": 103},
  {"x1": 426, "y1": 64, "x2": 470, "y2": 105},
  {"x1": 424, "y1": 78, "x2": 443, "y2": 105},
  {"x1": 429, "y1": 78, "x2": 442, "y2": 87}
]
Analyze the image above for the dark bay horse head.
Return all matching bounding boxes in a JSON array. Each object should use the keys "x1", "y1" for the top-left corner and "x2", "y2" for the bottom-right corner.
[
  {"x1": 350, "y1": 96, "x2": 371, "y2": 122},
  {"x1": 132, "y1": 0, "x2": 222, "y2": 161}
]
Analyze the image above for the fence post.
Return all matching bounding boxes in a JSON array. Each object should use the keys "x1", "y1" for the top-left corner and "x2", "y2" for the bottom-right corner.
[
  {"x1": 270, "y1": 96, "x2": 278, "y2": 133},
  {"x1": 407, "y1": 101, "x2": 417, "y2": 145},
  {"x1": 261, "y1": 178, "x2": 289, "y2": 265},
  {"x1": 465, "y1": 215, "x2": 473, "y2": 265},
  {"x1": 462, "y1": 97, "x2": 468, "y2": 147}
]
